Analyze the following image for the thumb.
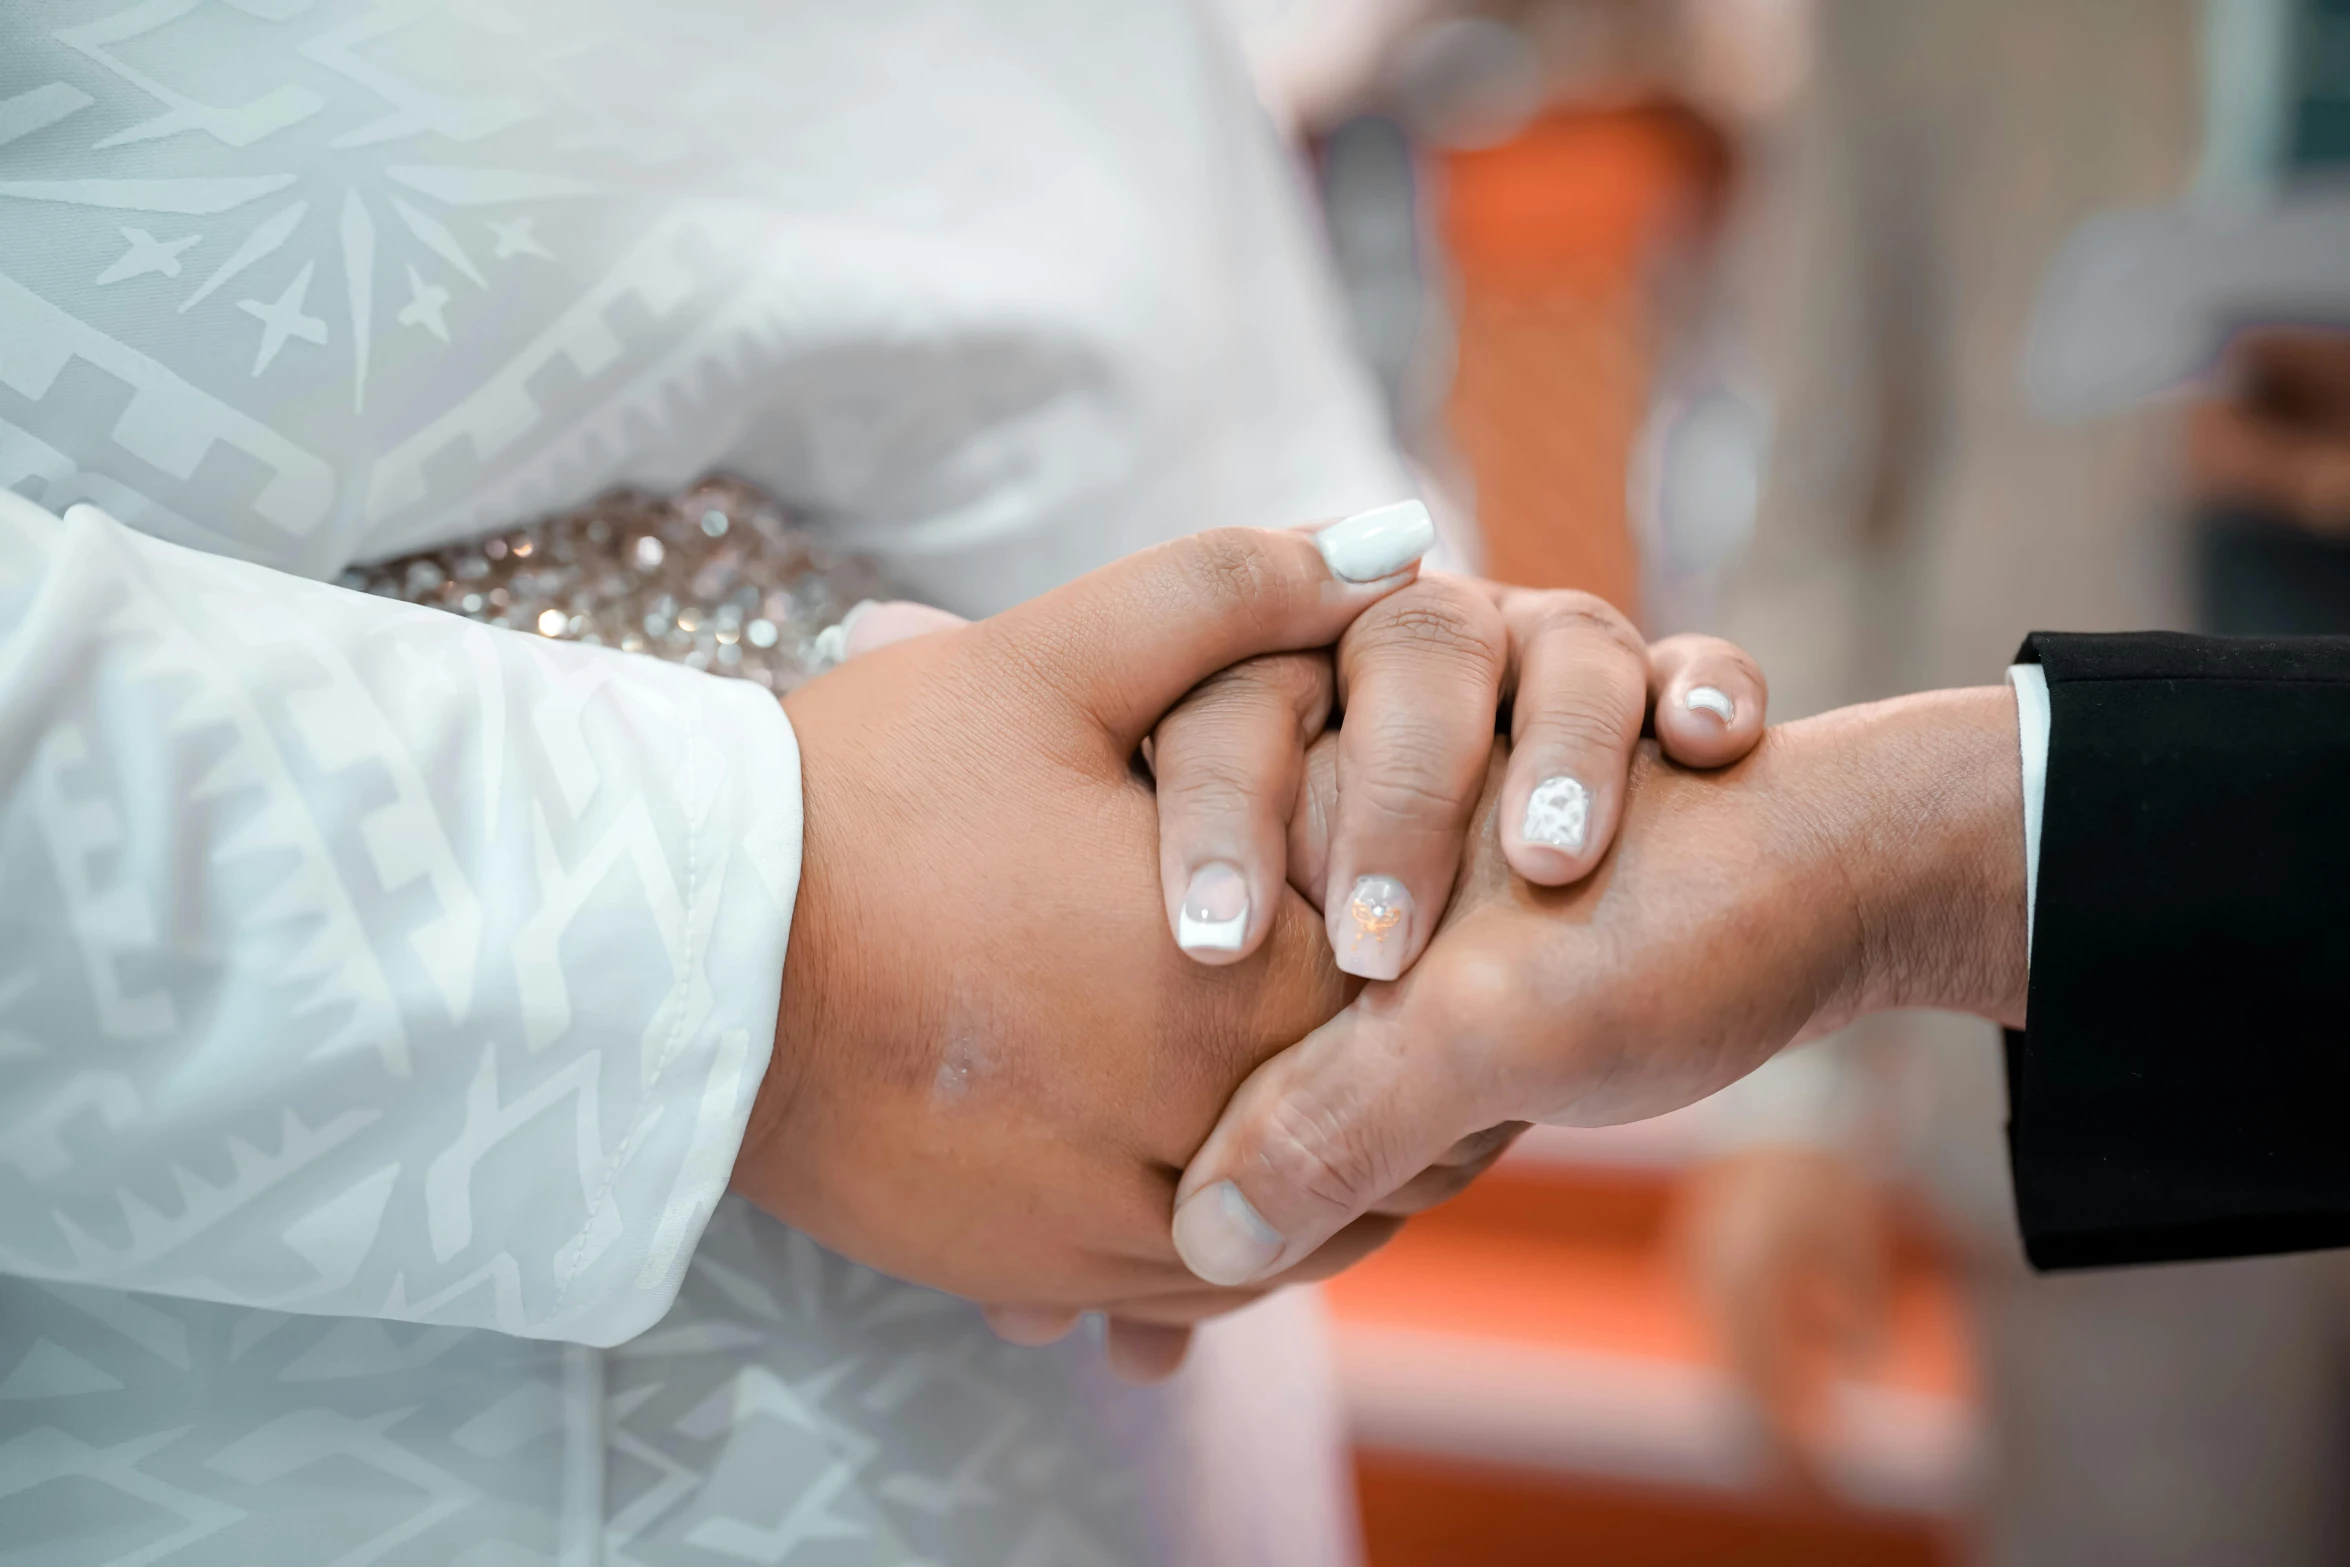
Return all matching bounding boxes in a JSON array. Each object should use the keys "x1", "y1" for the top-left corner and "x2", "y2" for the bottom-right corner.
[
  {"x1": 841, "y1": 600, "x2": 969, "y2": 657},
  {"x1": 983, "y1": 503, "x2": 1435, "y2": 750},
  {"x1": 1170, "y1": 990, "x2": 1484, "y2": 1285},
  {"x1": 814, "y1": 599, "x2": 972, "y2": 668}
]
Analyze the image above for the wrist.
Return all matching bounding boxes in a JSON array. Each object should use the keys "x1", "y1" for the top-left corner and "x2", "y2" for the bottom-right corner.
[
  {"x1": 1785, "y1": 686, "x2": 2030, "y2": 1028},
  {"x1": 732, "y1": 693, "x2": 844, "y2": 1220}
]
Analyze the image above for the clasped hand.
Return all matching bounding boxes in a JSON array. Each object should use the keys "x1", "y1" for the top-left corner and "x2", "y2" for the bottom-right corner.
[{"x1": 727, "y1": 516, "x2": 2028, "y2": 1380}]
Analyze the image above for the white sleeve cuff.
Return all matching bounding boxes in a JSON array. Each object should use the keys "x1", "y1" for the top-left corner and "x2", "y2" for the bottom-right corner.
[
  {"x1": 0, "y1": 497, "x2": 800, "y2": 1346},
  {"x1": 2006, "y1": 662, "x2": 2050, "y2": 965}
]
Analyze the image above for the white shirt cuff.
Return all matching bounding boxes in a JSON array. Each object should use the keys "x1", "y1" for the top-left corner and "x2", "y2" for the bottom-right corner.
[{"x1": 2005, "y1": 663, "x2": 2050, "y2": 965}]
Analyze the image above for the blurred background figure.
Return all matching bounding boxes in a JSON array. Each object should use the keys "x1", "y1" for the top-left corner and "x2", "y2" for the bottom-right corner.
[
  {"x1": 2193, "y1": 328, "x2": 2350, "y2": 627},
  {"x1": 1686, "y1": 1, "x2": 2350, "y2": 1563},
  {"x1": 1210, "y1": 0, "x2": 2350, "y2": 1562}
]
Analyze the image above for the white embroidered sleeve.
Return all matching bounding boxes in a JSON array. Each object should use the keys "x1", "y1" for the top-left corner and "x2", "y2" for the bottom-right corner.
[{"x1": 0, "y1": 495, "x2": 797, "y2": 1347}]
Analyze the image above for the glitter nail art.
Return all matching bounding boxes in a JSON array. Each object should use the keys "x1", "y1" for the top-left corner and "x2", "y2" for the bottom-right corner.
[{"x1": 1523, "y1": 775, "x2": 1590, "y2": 853}]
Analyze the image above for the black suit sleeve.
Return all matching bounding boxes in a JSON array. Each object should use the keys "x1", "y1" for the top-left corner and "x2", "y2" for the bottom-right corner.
[{"x1": 2006, "y1": 631, "x2": 2350, "y2": 1270}]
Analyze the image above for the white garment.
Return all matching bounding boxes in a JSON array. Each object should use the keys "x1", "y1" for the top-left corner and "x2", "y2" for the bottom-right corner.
[
  {"x1": 0, "y1": 2, "x2": 1403, "y2": 1562},
  {"x1": 2008, "y1": 662, "x2": 2050, "y2": 960}
]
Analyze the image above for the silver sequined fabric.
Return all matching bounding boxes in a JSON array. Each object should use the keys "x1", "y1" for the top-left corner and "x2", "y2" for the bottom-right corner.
[{"x1": 341, "y1": 476, "x2": 893, "y2": 689}]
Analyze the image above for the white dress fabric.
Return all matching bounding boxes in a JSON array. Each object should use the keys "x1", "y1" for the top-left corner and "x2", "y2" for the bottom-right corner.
[{"x1": 0, "y1": 2, "x2": 1404, "y2": 1563}]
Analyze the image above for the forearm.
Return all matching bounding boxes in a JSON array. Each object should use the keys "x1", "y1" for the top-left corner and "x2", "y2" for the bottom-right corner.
[{"x1": 1780, "y1": 685, "x2": 2031, "y2": 1029}]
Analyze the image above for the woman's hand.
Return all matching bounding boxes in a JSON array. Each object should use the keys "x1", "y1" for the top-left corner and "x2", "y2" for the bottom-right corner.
[
  {"x1": 732, "y1": 519, "x2": 1434, "y2": 1317},
  {"x1": 1149, "y1": 576, "x2": 1766, "y2": 980}
]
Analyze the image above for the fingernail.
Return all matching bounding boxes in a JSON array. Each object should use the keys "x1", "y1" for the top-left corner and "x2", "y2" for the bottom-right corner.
[
  {"x1": 1522, "y1": 774, "x2": 1590, "y2": 854},
  {"x1": 985, "y1": 1305, "x2": 1081, "y2": 1346},
  {"x1": 809, "y1": 600, "x2": 880, "y2": 669},
  {"x1": 1685, "y1": 685, "x2": 1736, "y2": 723},
  {"x1": 1333, "y1": 874, "x2": 1414, "y2": 981},
  {"x1": 1316, "y1": 499, "x2": 1435, "y2": 583},
  {"x1": 1176, "y1": 861, "x2": 1250, "y2": 953},
  {"x1": 1172, "y1": 1180, "x2": 1285, "y2": 1285}
]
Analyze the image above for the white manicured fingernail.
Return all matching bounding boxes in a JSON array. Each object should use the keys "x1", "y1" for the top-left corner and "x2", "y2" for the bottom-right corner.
[
  {"x1": 1522, "y1": 774, "x2": 1590, "y2": 853},
  {"x1": 1316, "y1": 500, "x2": 1435, "y2": 583},
  {"x1": 1685, "y1": 685, "x2": 1736, "y2": 723},
  {"x1": 1333, "y1": 874, "x2": 1414, "y2": 980},
  {"x1": 1176, "y1": 861, "x2": 1249, "y2": 953},
  {"x1": 1173, "y1": 1181, "x2": 1285, "y2": 1285},
  {"x1": 809, "y1": 600, "x2": 880, "y2": 669}
]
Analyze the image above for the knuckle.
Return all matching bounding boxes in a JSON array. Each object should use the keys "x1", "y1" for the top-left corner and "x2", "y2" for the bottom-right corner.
[
  {"x1": 1417, "y1": 951, "x2": 1558, "y2": 1097},
  {"x1": 1265, "y1": 651, "x2": 1339, "y2": 725},
  {"x1": 1349, "y1": 586, "x2": 1507, "y2": 675},
  {"x1": 1181, "y1": 650, "x2": 1331, "y2": 724},
  {"x1": 1362, "y1": 702, "x2": 1474, "y2": 762},
  {"x1": 1522, "y1": 591, "x2": 1646, "y2": 660},
  {"x1": 1349, "y1": 711, "x2": 1479, "y2": 820},
  {"x1": 1522, "y1": 692, "x2": 1643, "y2": 757},
  {"x1": 1158, "y1": 750, "x2": 1268, "y2": 818},
  {"x1": 1425, "y1": 953, "x2": 1519, "y2": 1041},
  {"x1": 1259, "y1": 1076, "x2": 1403, "y2": 1216},
  {"x1": 1353, "y1": 764, "x2": 1470, "y2": 823},
  {"x1": 1174, "y1": 528, "x2": 1281, "y2": 626},
  {"x1": 1162, "y1": 672, "x2": 1278, "y2": 735}
]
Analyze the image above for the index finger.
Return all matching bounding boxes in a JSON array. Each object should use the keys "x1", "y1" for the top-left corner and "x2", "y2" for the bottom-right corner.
[{"x1": 1323, "y1": 573, "x2": 1508, "y2": 980}]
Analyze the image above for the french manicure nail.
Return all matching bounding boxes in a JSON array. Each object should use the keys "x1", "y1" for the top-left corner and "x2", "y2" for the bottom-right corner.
[
  {"x1": 1333, "y1": 874, "x2": 1414, "y2": 980},
  {"x1": 1172, "y1": 1181, "x2": 1285, "y2": 1285},
  {"x1": 1522, "y1": 774, "x2": 1590, "y2": 853},
  {"x1": 1316, "y1": 499, "x2": 1435, "y2": 584},
  {"x1": 1176, "y1": 861, "x2": 1249, "y2": 953},
  {"x1": 1685, "y1": 685, "x2": 1736, "y2": 723}
]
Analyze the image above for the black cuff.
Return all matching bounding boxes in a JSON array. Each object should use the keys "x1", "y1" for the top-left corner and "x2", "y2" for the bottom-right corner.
[{"x1": 2003, "y1": 632, "x2": 2350, "y2": 1270}]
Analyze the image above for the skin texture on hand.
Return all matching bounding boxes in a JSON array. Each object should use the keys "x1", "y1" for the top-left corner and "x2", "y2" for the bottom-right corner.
[
  {"x1": 771, "y1": 547, "x2": 1778, "y2": 1375},
  {"x1": 1149, "y1": 575, "x2": 1769, "y2": 981},
  {"x1": 728, "y1": 527, "x2": 1420, "y2": 1311},
  {"x1": 1677, "y1": 1147, "x2": 1890, "y2": 1489},
  {"x1": 1173, "y1": 684, "x2": 2029, "y2": 1287},
  {"x1": 962, "y1": 593, "x2": 1767, "y2": 1370}
]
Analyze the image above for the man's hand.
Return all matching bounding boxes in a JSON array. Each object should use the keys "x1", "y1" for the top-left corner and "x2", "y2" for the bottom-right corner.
[
  {"x1": 1170, "y1": 686, "x2": 2031, "y2": 1286},
  {"x1": 730, "y1": 522, "x2": 1431, "y2": 1311}
]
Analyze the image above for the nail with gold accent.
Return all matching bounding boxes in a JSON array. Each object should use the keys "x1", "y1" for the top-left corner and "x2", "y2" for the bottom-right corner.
[{"x1": 1333, "y1": 874, "x2": 1414, "y2": 981}]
